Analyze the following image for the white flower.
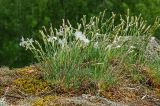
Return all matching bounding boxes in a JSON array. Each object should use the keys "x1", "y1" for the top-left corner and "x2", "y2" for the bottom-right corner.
[
  {"x1": 19, "y1": 37, "x2": 34, "y2": 50},
  {"x1": 47, "y1": 36, "x2": 57, "y2": 42},
  {"x1": 28, "y1": 38, "x2": 34, "y2": 44},
  {"x1": 75, "y1": 31, "x2": 85, "y2": 40},
  {"x1": 21, "y1": 36, "x2": 25, "y2": 42},
  {"x1": 58, "y1": 38, "x2": 67, "y2": 48},
  {"x1": 19, "y1": 36, "x2": 27, "y2": 47},
  {"x1": 82, "y1": 38, "x2": 90, "y2": 45},
  {"x1": 75, "y1": 31, "x2": 90, "y2": 45}
]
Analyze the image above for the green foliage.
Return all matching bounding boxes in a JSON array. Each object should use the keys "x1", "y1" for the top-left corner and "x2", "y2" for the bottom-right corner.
[
  {"x1": 0, "y1": 0, "x2": 160, "y2": 67},
  {"x1": 20, "y1": 11, "x2": 160, "y2": 91}
]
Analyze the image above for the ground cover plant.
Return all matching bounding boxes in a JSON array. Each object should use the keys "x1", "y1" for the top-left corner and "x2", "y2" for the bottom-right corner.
[{"x1": 19, "y1": 10, "x2": 160, "y2": 95}]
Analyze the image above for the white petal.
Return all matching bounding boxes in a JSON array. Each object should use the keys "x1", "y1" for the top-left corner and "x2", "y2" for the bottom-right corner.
[
  {"x1": 75, "y1": 31, "x2": 83, "y2": 37},
  {"x1": 83, "y1": 38, "x2": 90, "y2": 43},
  {"x1": 21, "y1": 36, "x2": 24, "y2": 42}
]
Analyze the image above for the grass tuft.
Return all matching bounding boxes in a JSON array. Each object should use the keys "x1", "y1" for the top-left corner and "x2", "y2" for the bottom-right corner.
[{"x1": 20, "y1": 10, "x2": 160, "y2": 93}]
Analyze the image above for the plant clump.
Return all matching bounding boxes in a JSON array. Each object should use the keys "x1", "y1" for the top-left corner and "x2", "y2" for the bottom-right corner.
[{"x1": 19, "y1": 10, "x2": 160, "y2": 93}]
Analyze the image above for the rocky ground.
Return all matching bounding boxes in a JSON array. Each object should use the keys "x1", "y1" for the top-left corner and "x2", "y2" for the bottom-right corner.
[{"x1": 0, "y1": 66, "x2": 160, "y2": 106}]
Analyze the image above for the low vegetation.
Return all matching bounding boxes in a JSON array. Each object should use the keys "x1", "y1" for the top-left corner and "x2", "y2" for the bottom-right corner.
[
  {"x1": 19, "y1": 11, "x2": 160, "y2": 91},
  {"x1": 0, "y1": 11, "x2": 160, "y2": 105}
]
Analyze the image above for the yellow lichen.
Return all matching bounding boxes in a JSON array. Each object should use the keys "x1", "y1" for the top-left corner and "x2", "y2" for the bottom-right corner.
[
  {"x1": 17, "y1": 66, "x2": 34, "y2": 73},
  {"x1": 32, "y1": 95, "x2": 59, "y2": 106},
  {"x1": 98, "y1": 81, "x2": 109, "y2": 92},
  {"x1": 16, "y1": 66, "x2": 41, "y2": 78},
  {"x1": 13, "y1": 78, "x2": 50, "y2": 95}
]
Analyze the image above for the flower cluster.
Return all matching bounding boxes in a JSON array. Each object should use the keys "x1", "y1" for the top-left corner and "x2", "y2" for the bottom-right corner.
[
  {"x1": 19, "y1": 37, "x2": 34, "y2": 50},
  {"x1": 58, "y1": 38, "x2": 67, "y2": 48},
  {"x1": 46, "y1": 31, "x2": 91, "y2": 48},
  {"x1": 47, "y1": 36, "x2": 57, "y2": 42},
  {"x1": 74, "y1": 31, "x2": 90, "y2": 45}
]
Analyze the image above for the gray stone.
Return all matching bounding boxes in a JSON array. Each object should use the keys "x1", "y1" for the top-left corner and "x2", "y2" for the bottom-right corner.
[{"x1": 145, "y1": 37, "x2": 160, "y2": 60}]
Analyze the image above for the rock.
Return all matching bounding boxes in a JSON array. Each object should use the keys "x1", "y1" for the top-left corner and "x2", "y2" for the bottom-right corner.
[
  {"x1": 60, "y1": 94, "x2": 127, "y2": 106},
  {"x1": 145, "y1": 37, "x2": 160, "y2": 60},
  {"x1": 16, "y1": 94, "x2": 127, "y2": 106}
]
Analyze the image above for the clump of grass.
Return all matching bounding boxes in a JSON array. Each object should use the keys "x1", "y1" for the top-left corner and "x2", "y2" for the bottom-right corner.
[{"x1": 20, "y1": 10, "x2": 160, "y2": 92}]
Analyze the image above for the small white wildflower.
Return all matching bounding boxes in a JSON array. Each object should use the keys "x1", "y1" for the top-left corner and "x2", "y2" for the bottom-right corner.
[
  {"x1": 75, "y1": 31, "x2": 85, "y2": 40},
  {"x1": 75, "y1": 31, "x2": 90, "y2": 45},
  {"x1": 82, "y1": 38, "x2": 90, "y2": 45},
  {"x1": 28, "y1": 38, "x2": 34, "y2": 44},
  {"x1": 58, "y1": 38, "x2": 67, "y2": 48},
  {"x1": 47, "y1": 36, "x2": 57, "y2": 42},
  {"x1": 19, "y1": 37, "x2": 34, "y2": 50},
  {"x1": 21, "y1": 36, "x2": 25, "y2": 42},
  {"x1": 19, "y1": 36, "x2": 26, "y2": 47},
  {"x1": 19, "y1": 41, "x2": 25, "y2": 47}
]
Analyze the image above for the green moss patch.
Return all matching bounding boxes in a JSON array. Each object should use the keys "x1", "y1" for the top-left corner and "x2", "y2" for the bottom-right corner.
[{"x1": 13, "y1": 78, "x2": 50, "y2": 95}]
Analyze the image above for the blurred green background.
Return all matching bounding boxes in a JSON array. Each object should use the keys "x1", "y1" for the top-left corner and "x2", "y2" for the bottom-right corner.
[{"x1": 0, "y1": 0, "x2": 160, "y2": 67}]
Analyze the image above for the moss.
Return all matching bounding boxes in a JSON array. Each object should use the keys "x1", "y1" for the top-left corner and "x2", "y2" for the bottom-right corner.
[
  {"x1": 13, "y1": 78, "x2": 50, "y2": 95},
  {"x1": 32, "y1": 96, "x2": 59, "y2": 106},
  {"x1": 16, "y1": 66, "x2": 43, "y2": 79},
  {"x1": 12, "y1": 65, "x2": 49, "y2": 95},
  {"x1": 98, "y1": 81, "x2": 110, "y2": 92}
]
